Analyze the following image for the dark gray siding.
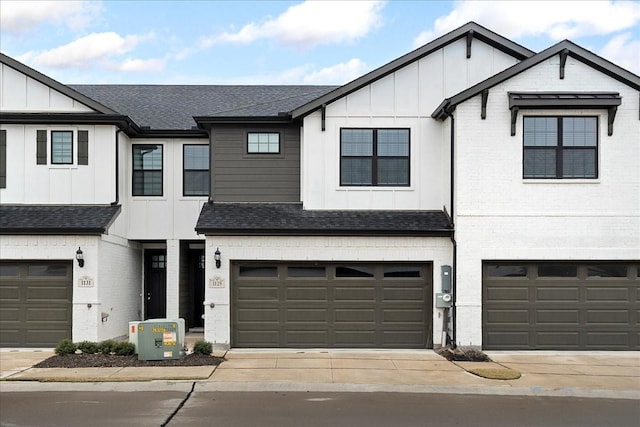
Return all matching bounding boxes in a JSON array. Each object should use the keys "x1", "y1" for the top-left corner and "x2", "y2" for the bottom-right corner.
[{"x1": 211, "y1": 124, "x2": 300, "y2": 202}]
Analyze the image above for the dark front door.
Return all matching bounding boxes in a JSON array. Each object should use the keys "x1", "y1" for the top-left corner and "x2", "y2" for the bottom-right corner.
[
  {"x1": 191, "y1": 250, "x2": 205, "y2": 327},
  {"x1": 145, "y1": 250, "x2": 167, "y2": 319}
]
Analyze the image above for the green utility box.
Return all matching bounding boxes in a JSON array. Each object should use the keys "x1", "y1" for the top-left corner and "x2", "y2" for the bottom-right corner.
[{"x1": 137, "y1": 320, "x2": 184, "y2": 361}]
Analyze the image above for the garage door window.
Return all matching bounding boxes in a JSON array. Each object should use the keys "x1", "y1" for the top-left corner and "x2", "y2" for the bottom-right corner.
[
  {"x1": 587, "y1": 265, "x2": 627, "y2": 277},
  {"x1": 487, "y1": 265, "x2": 528, "y2": 277},
  {"x1": 538, "y1": 265, "x2": 577, "y2": 277},
  {"x1": 336, "y1": 266, "x2": 374, "y2": 278},
  {"x1": 383, "y1": 266, "x2": 422, "y2": 278},
  {"x1": 287, "y1": 266, "x2": 326, "y2": 278},
  {"x1": 0, "y1": 264, "x2": 19, "y2": 276},
  {"x1": 239, "y1": 266, "x2": 278, "y2": 278},
  {"x1": 28, "y1": 264, "x2": 68, "y2": 277}
]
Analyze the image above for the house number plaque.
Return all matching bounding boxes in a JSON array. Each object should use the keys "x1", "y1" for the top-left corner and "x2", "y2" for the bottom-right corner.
[
  {"x1": 78, "y1": 276, "x2": 94, "y2": 288},
  {"x1": 209, "y1": 276, "x2": 225, "y2": 288}
]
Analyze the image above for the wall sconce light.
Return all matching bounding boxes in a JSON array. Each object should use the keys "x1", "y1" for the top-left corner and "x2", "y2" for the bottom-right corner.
[
  {"x1": 214, "y1": 248, "x2": 221, "y2": 269},
  {"x1": 76, "y1": 247, "x2": 84, "y2": 268}
]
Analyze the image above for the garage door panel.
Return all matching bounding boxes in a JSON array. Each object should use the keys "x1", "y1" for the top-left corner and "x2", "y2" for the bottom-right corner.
[
  {"x1": 0, "y1": 286, "x2": 20, "y2": 300},
  {"x1": 0, "y1": 307, "x2": 20, "y2": 321},
  {"x1": 26, "y1": 307, "x2": 69, "y2": 322},
  {"x1": 536, "y1": 287, "x2": 579, "y2": 301},
  {"x1": 233, "y1": 262, "x2": 432, "y2": 348},
  {"x1": 26, "y1": 285, "x2": 70, "y2": 301},
  {"x1": 483, "y1": 261, "x2": 638, "y2": 350}
]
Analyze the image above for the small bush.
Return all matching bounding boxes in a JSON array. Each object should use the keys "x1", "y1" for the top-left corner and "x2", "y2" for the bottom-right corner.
[
  {"x1": 76, "y1": 341, "x2": 99, "y2": 354},
  {"x1": 55, "y1": 339, "x2": 77, "y2": 355},
  {"x1": 98, "y1": 339, "x2": 117, "y2": 355},
  {"x1": 192, "y1": 340, "x2": 213, "y2": 355},
  {"x1": 113, "y1": 341, "x2": 135, "y2": 356}
]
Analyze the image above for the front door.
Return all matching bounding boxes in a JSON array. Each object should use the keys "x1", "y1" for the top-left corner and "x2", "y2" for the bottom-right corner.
[
  {"x1": 145, "y1": 250, "x2": 166, "y2": 319},
  {"x1": 191, "y1": 250, "x2": 205, "y2": 327}
]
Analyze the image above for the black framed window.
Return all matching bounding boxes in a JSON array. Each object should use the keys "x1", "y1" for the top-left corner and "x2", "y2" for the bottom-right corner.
[
  {"x1": 183, "y1": 144, "x2": 209, "y2": 196},
  {"x1": 247, "y1": 132, "x2": 280, "y2": 153},
  {"x1": 51, "y1": 131, "x2": 73, "y2": 164},
  {"x1": 340, "y1": 128, "x2": 409, "y2": 186},
  {"x1": 132, "y1": 144, "x2": 163, "y2": 196},
  {"x1": 523, "y1": 117, "x2": 597, "y2": 179}
]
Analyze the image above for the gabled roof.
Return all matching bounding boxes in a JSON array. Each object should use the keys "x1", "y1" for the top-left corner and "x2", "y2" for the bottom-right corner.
[
  {"x1": 291, "y1": 22, "x2": 534, "y2": 119},
  {"x1": 0, "y1": 205, "x2": 121, "y2": 235},
  {"x1": 72, "y1": 85, "x2": 336, "y2": 130},
  {"x1": 432, "y1": 40, "x2": 640, "y2": 119},
  {"x1": 0, "y1": 53, "x2": 119, "y2": 115},
  {"x1": 196, "y1": 203, "x2": 453, "y2": 236}
]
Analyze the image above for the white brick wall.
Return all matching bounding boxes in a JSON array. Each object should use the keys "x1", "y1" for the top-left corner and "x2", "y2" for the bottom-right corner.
[
  {"x1": 451, "y1": 55, "x2": 640, "y2": 347},
  {"x1": 203, "y1": 236, "x2": 453, "y2": 349}
]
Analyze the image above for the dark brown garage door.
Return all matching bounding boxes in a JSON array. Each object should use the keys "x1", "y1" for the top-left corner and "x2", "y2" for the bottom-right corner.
[
  {"x1": 232, "y1": 262, "x2": 432, "y2": 348},
  {"x1": 0, "y1": 261, "x2": 73, "y2": 347},
  {"x1": 483, "y1": 262, "x2": 639, "y2": 350}
]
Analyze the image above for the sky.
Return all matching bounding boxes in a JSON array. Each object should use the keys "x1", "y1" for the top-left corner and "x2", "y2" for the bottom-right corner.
[{"x1": 1, "y1": 0, "x2": 639, "y2": 86}]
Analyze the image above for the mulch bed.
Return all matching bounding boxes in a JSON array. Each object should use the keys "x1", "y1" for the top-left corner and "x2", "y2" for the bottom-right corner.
[
  {"x1": 33, "y1": 353, "x2": 224, "y2": 368},
  {"x1": 435, "y1": 347, "x2": 491, "y2": 362}
]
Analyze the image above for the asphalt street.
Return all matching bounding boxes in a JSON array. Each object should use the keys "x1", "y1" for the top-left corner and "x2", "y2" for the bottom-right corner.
[{"x1": 1, "y1": 391, "x2": 638, "y2": 427}]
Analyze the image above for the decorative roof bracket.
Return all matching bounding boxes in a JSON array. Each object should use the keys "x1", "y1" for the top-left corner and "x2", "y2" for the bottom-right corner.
[
  {"x1": 559, "y1": 49, "x2": 569, "y2": 79},
  {"x1": 481, "y1": 89, "x2": 489, "y2": 119},
  {"x1": 321, "y1": 104, "x2": 326, "y2": 132},
  {"x1": 466, "y1": 30, "x2": 474, "y2": 59},
  {"x1": 510, "y1": 106, "x2": 519, "y2": 136},
  {"x1": 607, "y1": 106, "x2": 617, "y2": 136}
]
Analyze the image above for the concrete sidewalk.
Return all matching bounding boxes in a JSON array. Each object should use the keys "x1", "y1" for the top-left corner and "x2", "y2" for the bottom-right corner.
[{"x1": 1, "y1": 348, "x2": 639, "y2": 399}]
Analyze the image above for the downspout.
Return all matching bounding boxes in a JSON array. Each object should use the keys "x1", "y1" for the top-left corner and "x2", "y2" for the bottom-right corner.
[
  {"x1": 111, "y1": 129, "x2": 122, "y2": 206},
  {"x1": 446, "y1": 108, "x2": 457, "y2": 346}
]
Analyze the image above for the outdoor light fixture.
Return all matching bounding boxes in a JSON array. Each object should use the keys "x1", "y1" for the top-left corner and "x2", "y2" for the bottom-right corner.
[
  {"x1": 76, "y1": 247, "x2": 84, "y2": 268},
  {"x1": 214, "y1": 248, "x2": 221, "y2": 269}
]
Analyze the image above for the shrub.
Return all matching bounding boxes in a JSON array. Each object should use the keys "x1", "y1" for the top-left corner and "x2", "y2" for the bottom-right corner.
[
  {"x1": 54, "y1": 339, "x2": 77, "y2": 355},
  {"x1": 76, "y1": 341, "x2": 99, "y2": 354},
  {"x1": 98, "y1": 339, "x2": 117, "y2": 355},
  {"x1": 113, "y1": 341, "x2": 135, "y2": 356},
  {"x1": 192, "y1": 340, "x2": 213, "y2": 355}
]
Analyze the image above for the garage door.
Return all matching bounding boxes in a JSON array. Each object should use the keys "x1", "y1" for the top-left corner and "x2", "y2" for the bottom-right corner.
[
  {"x1": 232, "y1": 262, "x2": 432, "y2": 348},
  {"x1": 0, "y1": 261, "x2": 73, "y2": 347},
  {"x1": 483, "y1": 262, "x2": 639, "y2": 350}
]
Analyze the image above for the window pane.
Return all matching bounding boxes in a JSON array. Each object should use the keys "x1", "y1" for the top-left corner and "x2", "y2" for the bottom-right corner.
[
  {"x1": 288, "y1": 266, "x2": 326, "y2": 278},
  {"x1": 133, "y1": 145, "x2": 162, "y2": 195},
  {"x1": 239, "y1": 266, "x2": 278, "y2": 277},
  {"x1": 383, "y1": 266, "x2": 422, "y2": 278},
  {"x1": 487, "y1": 265, "x2": 528, "y2": 277},
  {"x1": 524, "y1": 148, "x2": 556, "y2": 178},
  {"x1": 184, "y1": 145, "x2": 209, "y2": 170},
  {"x1": 563, "y1": 148, "x2": 596, "y2": 178},
  {"x1": 377, "y1": 129, "x2": 409, "y2": 156},
  {"x1": 51, "y1": 131, "x2": 73, "y2": 164},
  {"x1": 28, "y1": 264, "x2": 68, "y2": 277},
  {"x1": 247, "y1": 133, "x2": 279, "y2": 153},
  {"x1": 563, "y1": 117, "x2": 597, "y2": 147},
  {"x1": 341, "y1": 158, "x2": 372, "y2": 185},
  {"x1": 0, "y1": 264, "x2": 19, "y2": 276},
  {"x1": 538, "y1": 265, "x2": 577, "y2": 277},
  {"x1": 341, "y1": 129, "x2": 373, "y2": 156},
  {"x1": 133, "y1": 171, "x2": 162, "y2": 196},
  {"x1": 133, "y1": 145, "x2": 162, "y2": 170},
  {"x1": 378, "y1": 158, "x2": 409, "y2": 185},
  {"x1": 335, "y1": 266, "x2": 374, "y2": 278},
  {"x1": 184, "y1": 170, "x2": 208, "y2": 196},
  {"x1": 587, "y1": 265, "x2": 627, "y2": 278},
  {"x1": 524, "y1": 118, "x2": 557, "y2": 147}
]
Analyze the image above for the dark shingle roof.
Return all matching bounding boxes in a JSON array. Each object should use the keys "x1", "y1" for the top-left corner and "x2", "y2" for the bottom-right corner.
[
  {"x1": 70, "y1": 85, "x2": 337, "y2": 130},
  {"x1": 196, "y1": 203, "x2": 452, "y2": 236},
  {"x1": 0, "y1": 205, "x2": 121, "y2": 235}
]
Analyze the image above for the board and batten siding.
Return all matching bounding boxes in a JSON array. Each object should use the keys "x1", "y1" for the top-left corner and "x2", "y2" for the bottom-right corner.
[{"x1": 211, "y1": 124, "x2": 301, "y2": 202}]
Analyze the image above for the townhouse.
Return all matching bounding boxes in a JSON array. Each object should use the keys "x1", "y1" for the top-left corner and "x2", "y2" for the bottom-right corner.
[{"x1": 1, "y1": 22, "x2": 638, "y2": 350}]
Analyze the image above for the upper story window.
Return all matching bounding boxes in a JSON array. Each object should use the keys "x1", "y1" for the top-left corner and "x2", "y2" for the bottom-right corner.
[
  {"x1": 523, "y1": 117, "x2": 598, "y2": 179},
  {"x1": 183, "y1": 144, "x2": 209, "y2": 196},
  {"x1": 132, "y1": 144, "x2": 163, "y2": 196},
  {"x1": 340, "y1": 128, "x2": 410, "y2": 186},
  {"x1": 247, "y1": 132, "x2": 280, "y2": 153},
  {"x1": 51, "y1": 131, "x2": 73, "y2": 164}
]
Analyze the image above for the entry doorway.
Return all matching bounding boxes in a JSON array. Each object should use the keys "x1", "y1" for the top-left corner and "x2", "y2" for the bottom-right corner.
[
  {"x1": 190, "y1": 249, "x2": 205, "y2": 328},
  {"x1": 144, "y1": 249, "x2": 167, "y2": 319}
]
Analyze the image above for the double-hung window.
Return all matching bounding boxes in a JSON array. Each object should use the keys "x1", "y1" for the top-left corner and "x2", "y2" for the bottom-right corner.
[
  {"x1": 340, "y1": 128, "x2": 410, "y2": 186},
  {"x1": 132, "y1": 144, "x2": 163, "y2": 196},
  {"x1": 183, "y1": 144, "x2": 209, "y2": 196},
  {"x1": 523, "y1": 117, "x2": 598, "y2": 179},
  {"x1": 51, "y1": 131, "x2": 73, "y2": 164}
]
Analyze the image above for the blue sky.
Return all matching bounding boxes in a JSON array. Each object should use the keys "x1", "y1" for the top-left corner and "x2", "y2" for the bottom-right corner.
[{"x1": 1, "y1": 1, "x2": 639, "y2": 85}]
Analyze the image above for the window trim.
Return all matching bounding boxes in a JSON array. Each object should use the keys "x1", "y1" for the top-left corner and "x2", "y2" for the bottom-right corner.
[
  {"x1": 246, "y1": 132, "x2": 281, "y2": 154},
  {"x1": 182, "y1": 144, "x2": 209, "y2": 197},
  {"x1": 522, "y1": 116, "x2": 599, "y2": 180},
  {"x1": 50, "y1": 130, "x2": 74, "y2": 165},
  {"x1": 340, "y1": 128, "x2": 411, "y2": 187},
  {"x1": 132, "y1": 144, "x2": 164, "y2": 197}
]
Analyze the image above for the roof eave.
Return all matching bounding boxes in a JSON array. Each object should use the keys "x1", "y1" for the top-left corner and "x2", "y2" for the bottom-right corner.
[
  {"x1": 194, "y1": 115, "x2": 294, "y2": 127},
  {"x1": 195, "y1": 228, "x2": 453, "y2": 237}
]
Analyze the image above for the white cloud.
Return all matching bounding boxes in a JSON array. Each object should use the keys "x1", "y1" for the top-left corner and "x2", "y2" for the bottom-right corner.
[
  {"x1": 111, "y1": 58, "x2": 166, "y2": 73},
  {"x1": 201, "y1": 0, "x2": 385, "y2": 49},
  {"x1": 25, "y1": 32, "x2": 141, "y2": 68},
  {"x1": 0, "y1": 0, "x2": 102, "y2": 34},
  {"x1": 302, "y1": 58, "x2": 369, "y2": 84},
  {"x1": 413, "y1": 0, "x2": 640, "y2": 47},
  {"x1": 599, "y1": 32, "x2": 640, "y2": 74}
]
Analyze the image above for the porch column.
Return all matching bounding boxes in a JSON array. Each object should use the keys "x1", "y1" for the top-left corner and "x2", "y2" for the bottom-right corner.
[{"x1": 165, "y1": 239, "x2": 180, "y2": 319}]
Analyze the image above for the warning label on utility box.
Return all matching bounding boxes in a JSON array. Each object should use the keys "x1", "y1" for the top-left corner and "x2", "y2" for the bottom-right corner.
[{"x1": 163, "y1": 331, "x2": 176, "y2": 346}]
